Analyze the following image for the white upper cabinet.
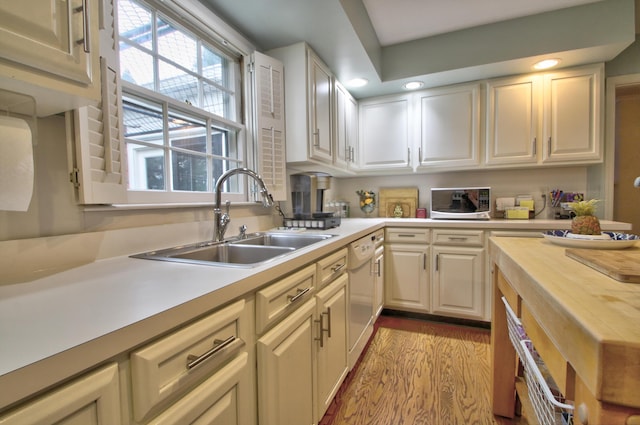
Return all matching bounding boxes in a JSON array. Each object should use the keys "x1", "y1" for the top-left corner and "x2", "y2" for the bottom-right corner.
[
  {"x1": 268, "y1": 42, "x2": 358, "y2": 176},
  {"x1": 485, "y1": 64, "x2": 603, "y2": 167},
  {"x1": 334, "y1": 81, "x2": 358, "y2": 170},
  {"x1": 0, "y1": 0, "x2": 100, "y2": 116},
  {"x1": 358, "y1": 94, "x2": 412, "y2": 171},
  {"x1": 542, "y1": 64, "x2": 603, "y2": 164},
  {"x1": 485, "y1": 75, "x2": 541, "y2": 166},
  {"x1": 416, "y1": 83, "x2": 481, "y2": 170}
]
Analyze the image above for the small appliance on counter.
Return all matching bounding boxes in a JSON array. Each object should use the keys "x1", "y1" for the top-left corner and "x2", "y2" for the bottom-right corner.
[
  {"x1": 430, "y1": 187, "x2": 491, "y2": 220},
  {"x1": 283, "y1": 172, "x2": 341, "y2": 229}
]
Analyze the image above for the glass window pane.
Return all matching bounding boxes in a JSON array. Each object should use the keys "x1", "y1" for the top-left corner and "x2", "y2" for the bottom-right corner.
[
  {"x1": 123, "y1": 97, "x2": 164, "y2": 145},
  {"x1": 172, "y1": 151, "x2": 207, "y2": 192},
  {"x1": 201, "y1": 44, "x2": 224, "y2": 85},
  {"x1": 118, "y1": 0, "x2": 152, "y2": 43},
  {"x1": 157, "y1": 17, "x2": 198, "y2": 73},
  {"x1": 120, "y1": 45, "x2": 154, "y2": 87},
  {"x1": 158, "y1": 59, "x2": 199, "y2": 105},
  {"x1": 168, "y1": 111, "x2": 206, "y2": 153},
  {"x1": 202, "y1": 81, "x2": 228, "y2": 117},
  {"x1": 127, "y1": 144, "x2": 165, "y2": 190}
]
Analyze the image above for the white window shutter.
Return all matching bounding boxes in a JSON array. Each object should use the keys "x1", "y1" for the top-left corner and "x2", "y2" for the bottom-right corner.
[
  {"x1": 72, "y1": 0, "x2": 127, "y2": 204},
  {"x1": 252, "y1": 51, "x2": 287, "y2": 201}
]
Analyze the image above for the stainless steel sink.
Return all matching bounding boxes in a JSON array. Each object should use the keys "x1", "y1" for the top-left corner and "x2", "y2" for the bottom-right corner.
[
  {"x1": 130, "y1": 232, "x2": 335, "y2": 267},
  {"x1": 231, "y1": 232, "x2": 334, "y2": 249},
  {"x1": 131, "y1": 242, "x2": 295, "y2": 268}
]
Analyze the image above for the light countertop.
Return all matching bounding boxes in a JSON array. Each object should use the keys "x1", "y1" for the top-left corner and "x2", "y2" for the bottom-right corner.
[{"x1": 0, "y1": 218, "x2": 631, "y2": 409}]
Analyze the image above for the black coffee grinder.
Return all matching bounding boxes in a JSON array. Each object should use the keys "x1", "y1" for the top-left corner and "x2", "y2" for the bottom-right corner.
[{"x1": 285, "y1": 172, "x2": 341, "y2": 229}]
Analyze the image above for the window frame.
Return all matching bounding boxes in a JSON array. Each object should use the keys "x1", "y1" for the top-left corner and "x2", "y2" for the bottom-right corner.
[{"x1": 117, "y1": 0, "x2": 252, "y2": 205}]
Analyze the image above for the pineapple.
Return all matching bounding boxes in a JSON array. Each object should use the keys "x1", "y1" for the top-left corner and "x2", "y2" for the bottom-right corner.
[{"x1": 569, "y1": 199, "x2": 601, "y2": 235}]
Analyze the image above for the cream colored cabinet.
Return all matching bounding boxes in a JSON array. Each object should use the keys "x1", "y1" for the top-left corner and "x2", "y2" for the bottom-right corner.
[
  {"x1": 486, "y1": 64, "x2": 603, "y2": 167},
  {"x1": 541, "y1": 64, "x2": 603, "y2": 164},
  {"x1": 130, "y1": 298, "x2": 254, "y2": 424},
  {"x1": 373, "y1": 244, "x2": 385, "y2": 317},
  {"x1": 0, "y1": 363, "x2": 121, "y2": 425},
  {"x1": 315, "y1": 273, "x2": 348, "y2": 420},
  {"x1": 485, "y1": 75, "x2": 541, "y2": 166},
  {"x1": 384, "y1": 228, "x2": 430, "y2": 312},
  {"x1": 335, "y1": 81, "x2": 358, "y2": 169},
  {"x1": 358, "y1": 94, "x2": 413, "y2": 171},
  {"x1": 416, "y1": 83, "x2": 481, "y2": 170},
  {"x1": 431, "y1": 230, "x2": 485, "y2": 321},
  {"x1": 268, "y1": 42, "x2": 334, "y2": 167},
  {"x1": 0, "y1": 0, "x2": 100, "y2": 116},
  {"x1": 257, "y1": 297, "x2": 317, "y2": 425}
]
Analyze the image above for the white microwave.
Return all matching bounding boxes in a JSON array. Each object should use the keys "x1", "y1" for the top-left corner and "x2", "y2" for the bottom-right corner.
[{"x1": 430, "y1": 187, "x2": 491, "y2": 220}]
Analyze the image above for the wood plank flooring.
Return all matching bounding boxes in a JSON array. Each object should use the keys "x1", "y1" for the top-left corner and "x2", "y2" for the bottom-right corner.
[{"x1": 320, "y1": 315, "x2": 527, "y2": 425}]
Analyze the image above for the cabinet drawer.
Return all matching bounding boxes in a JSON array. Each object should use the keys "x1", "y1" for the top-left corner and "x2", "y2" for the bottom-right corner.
[
  {"x1": 256, "y1": 264, "x2": 316, "y2": 334},
  {"x1": 385, "y1": 228, "x2": 430, "y2": 244},
  {"x1": 316, "y1": 248, "x2": 348, "y2": 289},
  {"x1": 147, "y1": 353, "x2": 249, "y2": 425},
  {"x1": 432, "y1": 229, "x2": 484, "y2": 246},
  {"x1": 374, "y1": 229, "x2": 385, "y2": 246},
  {"x1": 0, "y1": 363, "x2": 120, "y2": 425},
  {"x1": 131, "y1": 299, "x2": 247, "y2": 421}
]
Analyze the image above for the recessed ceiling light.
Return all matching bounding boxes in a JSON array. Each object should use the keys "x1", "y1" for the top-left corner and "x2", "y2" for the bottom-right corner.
[
  {"x1": 533, "y1": 59, "x2": 560, "y2": 70},
  {"x1": 347, "y1": 78, "x2": 368, "y2": 87},
  {"x1": 403, "y1": 81, "x2": 424, "y2": 90}
]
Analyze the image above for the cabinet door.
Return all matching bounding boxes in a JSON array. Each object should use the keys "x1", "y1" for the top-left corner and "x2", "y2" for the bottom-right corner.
[
  {"x1": 359, "y1": 95, "x2": 412, "y2": 170},
  {"x1": 384, "y1": 244, "x2": 429, "y2": 312},
  {"x1": 252, "y1": 51, "x2": 287, "y2": 201},
  {"x1": 486, "y1": 76, "x2": 540, "y2": 166},
  {"x1": 308, "y1": 52, "x2": 333, "y2": 163},
  {"x1": 417, "y1": 84, "x2": 480, "y2": 169},
  {"x1": 257, "y1": 298, "x2": 317, "y2": 425},
  {"x1": 542, "y1": 65, "x2": 603, "y2": 163},
  {"x1": 374, "y1": 247, "x2": 385, "y2": 317},
  {"x1": 334, "y1": 82, "x2": 357, "y2": 169},
  {"x1": 315, "y1": 274, "x2": 348, "y2": 420},
  {"x1": 0, "y1": 364, "x2": 121, "y2": 425},
  {"x1": 432, "y1": 246, "x2": 484, "y2": 320},
  {"x1": 0, "y1": 0, "x2": 95, "y2": 86}
]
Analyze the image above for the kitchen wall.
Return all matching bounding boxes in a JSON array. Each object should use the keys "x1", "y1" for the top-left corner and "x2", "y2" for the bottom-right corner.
[{"x1": 325, "y1": 167, "x2": 588, "y2": 219}]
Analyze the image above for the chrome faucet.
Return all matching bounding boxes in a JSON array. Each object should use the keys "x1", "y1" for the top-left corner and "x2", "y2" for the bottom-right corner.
[{"x1": 214, "y1": 168, "x2": 274, "y2": 241}]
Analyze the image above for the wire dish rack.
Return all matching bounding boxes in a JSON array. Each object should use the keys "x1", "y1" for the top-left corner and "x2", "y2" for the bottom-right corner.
[{"x1": 501, "y1": 297, "x2": 574, "y2": 425}]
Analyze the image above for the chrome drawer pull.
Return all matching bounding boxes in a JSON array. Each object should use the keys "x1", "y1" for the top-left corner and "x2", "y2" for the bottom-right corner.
[
  {"x1": 398, "y1": 234, "x2": 416, "y2": 238},
  {"x1": 74, "y1": 0, "x2": 91, "y2": 53},
  {"x1": 186, "y1": 335, "x2": 236, "y2": 370},
  {"x1": 287, "y1": 287, "x2": 311, "y2": 303},
  {"x1": 447, "y1": 236, "x2": 468, "y2": 241},
  {"x1": 324, "y1": 307, "x2": 332, "y2": 338},
  {"x1": 331, "y1": 263, "x2": 345, "y2": 273}
]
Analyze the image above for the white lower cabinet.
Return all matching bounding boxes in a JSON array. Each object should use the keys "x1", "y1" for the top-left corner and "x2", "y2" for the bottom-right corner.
[
  {"x1": 431, "y1": 230, "x2": 485, "y2": 321},
  {"x1": 0, "y1": 363, "x2": 121, "y2": 425},
  {"x1": 373, "y1": 244, "x2": 385, "y2": 317},
  {"x1": 257, "y1": 297, "x2": 317, "y2": 425},
  {"x1": 384, "y1": 228, "x2": 430, "y2": 312},
  {"x1": 129, "y1": 298, "x2": 254, "y2": 424},
  {"x1": 315, "y1": 273, "x2": 348, "y2": 420}
]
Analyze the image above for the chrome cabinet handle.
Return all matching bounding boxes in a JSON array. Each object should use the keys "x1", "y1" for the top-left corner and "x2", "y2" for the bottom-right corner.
[
  {"x1": 186, "y1": 335, "x2": 236, "y2": 369},
  {"x1": 315, "y1": 308, "x2": 331, "y2": 347},
  {"x1": 424, "y1": 253, "x2": 427, "y2": 270},
  {"x1": 418, "y1": 147, "x2": 423, "y2": 163},
  {"x1": 74, "y1": 0, "x2": 91, "y2": 53},
  {"x1": 398, "y1": 234, "x2": 416, "y2": 238},
  {"x1": 547, "y1": 137, "x2": 552, "y2": 156},
  {"x1": 374, "y1": 259, "x2": 381, "y2": 277},
  {"x1": 532, "y1": 137, "x2": 537, "y2": 155},
  {"x1": 313, "y1": 130, "x2": 320, "y2": 147},
  {"x1": 447, "y1": 236, "x2": 468, "y2": 241},
  {"x1": 331, "y1": 263, "x2": 345, "y2": 273},
  {"x1": 435, "y1": 254, "x2": 438, "y2": 271},
  {"x1": 287, "y1": 287, "x2": 311, "y2": 304}
]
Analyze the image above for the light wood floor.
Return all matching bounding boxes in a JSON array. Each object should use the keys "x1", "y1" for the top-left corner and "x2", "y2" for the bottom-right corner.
[{"x1": 320, "y1": 315, "x2": 527, "y2": 425}]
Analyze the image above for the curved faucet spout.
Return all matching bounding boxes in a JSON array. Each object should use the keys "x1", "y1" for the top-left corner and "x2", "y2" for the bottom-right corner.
[{"x1": 214, "y1": 168, "x2": 274, "y2": 241}]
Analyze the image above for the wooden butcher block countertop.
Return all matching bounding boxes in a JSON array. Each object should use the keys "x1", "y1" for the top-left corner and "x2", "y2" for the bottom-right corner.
[{"x1": 490, "y1": 237, "x2": 640, "y2": 408}]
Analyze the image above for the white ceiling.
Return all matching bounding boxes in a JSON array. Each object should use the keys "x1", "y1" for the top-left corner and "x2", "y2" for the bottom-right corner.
[
  {"x1": 363, "y1": 0, "x2": 603, "y2": 45},
  {"x1": 202, "y1": 0, "x2": 636, "y2": 98}
]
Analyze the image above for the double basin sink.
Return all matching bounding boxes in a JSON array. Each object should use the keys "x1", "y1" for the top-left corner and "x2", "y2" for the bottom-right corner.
[{"x1": 131, "y1": 232, "x2": 335, "y2": 268}]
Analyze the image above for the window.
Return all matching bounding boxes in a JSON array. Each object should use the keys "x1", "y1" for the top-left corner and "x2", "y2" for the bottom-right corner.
[{"x1": 117, "y1": 0, "x2": 247, "y2": 203}]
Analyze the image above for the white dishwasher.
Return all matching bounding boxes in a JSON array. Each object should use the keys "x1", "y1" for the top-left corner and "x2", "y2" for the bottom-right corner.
[{"x1": 347, "y1": 233, "x2": 376, "y2": 369}]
